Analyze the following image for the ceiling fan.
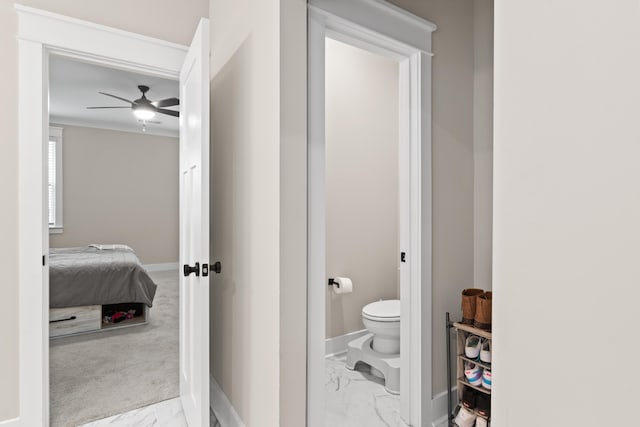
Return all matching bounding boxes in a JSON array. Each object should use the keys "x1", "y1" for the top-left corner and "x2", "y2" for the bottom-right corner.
[{"x1": 87, "y1": 85, "x2": 179, "y2": 119}]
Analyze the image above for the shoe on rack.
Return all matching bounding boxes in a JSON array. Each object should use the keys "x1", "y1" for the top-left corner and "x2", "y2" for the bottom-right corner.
[
  {"x1": 480, "y1": 339, "x2": 491, "y2": 364},
  {"x1": 474, "y1": 291, "x2": 492, "y2": 330},
  {"x1": 465, "y1": 335, "x2": 482, "y2": 359},
  {"x1": 476, "y1": 393, "x2": 490, "y2": 418},
  {"x1": 461, "y1": 387, "x2": 477, "y2": 409},
  {"x1": 482, "y1": 368, "x2": 492, "y2": 390},
  {"x1": 475, "y1": 416, "x2": 488, "y2": 427},
  {"x1": 454, "y1": 405, "x2": 477, "y2": 427},
  {"x1": 464, "y1": 362, "x2": 483, "y2": 387},
  {"x1": 461, "y1": 288, "x2": 485, "y2": 324}
]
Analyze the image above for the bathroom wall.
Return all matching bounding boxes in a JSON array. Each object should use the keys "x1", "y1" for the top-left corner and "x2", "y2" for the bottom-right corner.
[{"x1": 325, "y1": 38, "x2": 400, "y2": 339}]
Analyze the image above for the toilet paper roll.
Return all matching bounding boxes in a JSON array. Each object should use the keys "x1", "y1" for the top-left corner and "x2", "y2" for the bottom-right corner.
[{"x1": 332, "y1": 277, "x2": 353, "y2": 294}]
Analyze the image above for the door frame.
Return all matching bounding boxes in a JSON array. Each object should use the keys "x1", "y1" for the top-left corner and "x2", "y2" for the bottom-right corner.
[
  {"x1": 16, "y1": 6, "x2": 188, "y2": 426},
  {"x1": 307, "y1": 1, "x2": 435, "y2": 426}
]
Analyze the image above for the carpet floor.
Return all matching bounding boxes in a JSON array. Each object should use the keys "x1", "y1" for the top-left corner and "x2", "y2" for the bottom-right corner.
[{"x1": 50, "y1": 269, "x2": 179, "y2": 427}]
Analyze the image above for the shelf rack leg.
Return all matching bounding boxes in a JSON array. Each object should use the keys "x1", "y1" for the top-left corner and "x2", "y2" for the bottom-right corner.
[{"x1": 446, "y1": 312, "x2": 453, "y2": 427}]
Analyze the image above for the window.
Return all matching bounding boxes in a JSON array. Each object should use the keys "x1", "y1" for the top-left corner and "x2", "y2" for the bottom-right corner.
[{"x1": 49, "y1": 126, "x2": 63, "y2": 233}]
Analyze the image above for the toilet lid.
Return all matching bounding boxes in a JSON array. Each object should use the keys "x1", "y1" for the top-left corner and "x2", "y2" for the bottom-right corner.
[{"x1": 362, "y1": 299, "x2": 400, "y2": 321}]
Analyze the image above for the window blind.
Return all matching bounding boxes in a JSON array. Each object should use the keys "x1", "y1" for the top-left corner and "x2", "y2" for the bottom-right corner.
[{"x1": 48, "y1": 140, "x2": 56, "y2": 225}]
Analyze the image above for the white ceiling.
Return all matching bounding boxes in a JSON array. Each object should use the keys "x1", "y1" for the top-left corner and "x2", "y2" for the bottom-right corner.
[{"x1": 49, "y1": 55, "x2": 179, "y2": 137}]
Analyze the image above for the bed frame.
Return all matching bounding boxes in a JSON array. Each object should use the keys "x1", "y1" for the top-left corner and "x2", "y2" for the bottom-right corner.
[{"x1": 49, "y1": 302, "x2": 149, "y2": 339}]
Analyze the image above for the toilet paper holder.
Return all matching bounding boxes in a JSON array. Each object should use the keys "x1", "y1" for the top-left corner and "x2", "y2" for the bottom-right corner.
[{"x1": 328, "y1": 278, "x2": 340, "y2": 288}]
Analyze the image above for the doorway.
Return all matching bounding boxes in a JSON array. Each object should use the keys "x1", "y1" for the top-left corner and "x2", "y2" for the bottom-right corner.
[
  {"x1": 307, "y1": 1, "x2": 435, "y2": 426},
  {"x1": 16, "y1": 6, "x2": 210, "y2": 427},
  {"x1": 46, "y1": 55, "x2": 181, "y2": 425}
]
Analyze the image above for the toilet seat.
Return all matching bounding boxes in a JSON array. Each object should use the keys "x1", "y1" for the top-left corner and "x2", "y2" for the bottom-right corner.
[{"x1": 362, "y1": 299, "x2": 400, "y2": 322}]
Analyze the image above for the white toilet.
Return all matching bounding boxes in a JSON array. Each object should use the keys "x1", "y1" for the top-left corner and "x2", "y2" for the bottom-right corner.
[
  {"x1": 362, "y1": 299, "x2": 401, "y2": 354},
  {"x1": 346, "y1": 299, "x2": 401, "y2": 394}
]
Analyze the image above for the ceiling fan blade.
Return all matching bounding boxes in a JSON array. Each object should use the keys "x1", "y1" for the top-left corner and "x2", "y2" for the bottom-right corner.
[
  {"x1": 157, "y1": 108, "x2": 179, "y2": 117},
  {"x1": 98, "y1": 92, "x2": 134, "y2": 105},
  {"x1": 86, "y1": 106, "x2": 131, "y2": 109},
  {"x1": 153, "y1": 97, "x2": 179, "y2": 108}
]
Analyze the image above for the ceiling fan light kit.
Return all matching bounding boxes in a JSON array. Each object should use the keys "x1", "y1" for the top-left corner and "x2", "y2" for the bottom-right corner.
[
  {"x1": 133, "y1": 105, "x2": 156, "y2": 120},
  {"x1": 87, "y1": 85, "x2": 180, "y2": 122}
]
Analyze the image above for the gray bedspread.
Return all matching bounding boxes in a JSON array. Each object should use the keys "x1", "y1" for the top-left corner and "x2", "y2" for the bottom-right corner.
[{"x1": 49, "y1": 246, "x2": 157, "y2": 308}]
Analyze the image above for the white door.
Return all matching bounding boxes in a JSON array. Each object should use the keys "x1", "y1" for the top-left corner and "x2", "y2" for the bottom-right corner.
[{"x1": 179, "y1": 18, "x2": 210, "y2": 427}]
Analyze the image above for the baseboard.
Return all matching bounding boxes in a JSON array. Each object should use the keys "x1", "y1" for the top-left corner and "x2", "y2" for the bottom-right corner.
[
  {"x1": 325, "y1": 329, "x2": 369, "y2": 356},
  {"x1": 210, "y1": 374, "x2": 246, "y2": 427},
  {"x1": 432, "y1": 415, "x2": 449, "y2": 427},
  {"x1": 143, "y1": 262, "x2": 179, "y2": 272},
  {"x1": 0, "y1": 417, "x2": 20, "y2": 427},
  {"x1": 431, "y1": 387, "x2": 457, "y2": 427}
]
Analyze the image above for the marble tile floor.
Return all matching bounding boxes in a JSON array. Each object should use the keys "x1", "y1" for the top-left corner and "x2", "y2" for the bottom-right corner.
[
  {"x1": 77, "y1": 398, "x2": 220, "y2": 427},
  {"x1": 326, "y1": 354, "x2": 410, "y2": 427},
  {"x1": 80, "y1": 354, "x2": 406, "y2": 427}
]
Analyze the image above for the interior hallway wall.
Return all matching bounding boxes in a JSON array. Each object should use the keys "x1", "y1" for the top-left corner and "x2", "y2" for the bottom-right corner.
[
  {"x1": 387, "y1": 0, "x2": 476, "y2": 397},
  {"x1": 492, "y1": 0, "x2": 640, "y2": 425},
  {"x1": 209, "y1": 1, "x2": 307, "y2": 425},
  {"x1": 325, "y1": 38, "x2": 400, "y2": 339},
  {"x1": 209, "y1": 0, "x2": 281, "y2": 426},
  {"x1": 15, "y1": 0, "x2": 208, "y2": 46},
  {"x1": 0, "y1": 1, "x2": 208, "y2": 421},
  {"x1": 0, "y1": 0, "x2": 20, "y2": 419},
  {"x1": 473, "y1": 0, "x2": 494, "y2": 291},
  {"x1": 48, "y1": 125, "x2": 179, "y2": 264}
]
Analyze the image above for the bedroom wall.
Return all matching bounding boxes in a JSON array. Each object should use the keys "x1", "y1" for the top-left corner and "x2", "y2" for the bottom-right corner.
[
  {"x1": 0, "y1": 1, "x2": 207, "y2": 422},
  {"x1": 48, "y1": 125, "x2": 179, "y2": 264}
]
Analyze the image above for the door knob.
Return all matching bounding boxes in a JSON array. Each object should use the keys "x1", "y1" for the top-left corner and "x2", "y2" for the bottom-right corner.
[
  {"x1": 212, "y1": 261, "x2": 222, "y2": 274},
  {"x1": 183, "y1": 262, "x2": 200, "y2": 277}
]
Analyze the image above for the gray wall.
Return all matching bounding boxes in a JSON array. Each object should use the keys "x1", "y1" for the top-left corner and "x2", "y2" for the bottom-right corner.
[
  {"x1": 325, "y1": 38, "x2": 399, "y2": 339},
  {"x1": 388, "y1": 0, "x2": 476, "y2": 396},
  {"x1": 49, "y1": 125, "x2": 179, "y2": 264},
  {"x1": 278, "y1": 1, "x2": 308, "y2": 426},
  {"x1": 0, "y1": 0, "x2": 208, "y2": 420},
  {"x1": 473, "y1": 0, "x2": 494, "y2": 291}
]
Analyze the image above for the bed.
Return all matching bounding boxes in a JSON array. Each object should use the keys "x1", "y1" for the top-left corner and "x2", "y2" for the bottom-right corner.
[{"x1": 49, "y1": 245, "x2": 158, "y2": 338}]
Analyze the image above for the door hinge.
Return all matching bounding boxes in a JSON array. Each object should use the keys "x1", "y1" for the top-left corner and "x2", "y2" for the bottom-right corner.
[
  {"x1": 43, "y1": 255, "x2": 46, "y2": 266},
  {"x1": 401, "y1": 252, "x2": 406, "y2": 263}
]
